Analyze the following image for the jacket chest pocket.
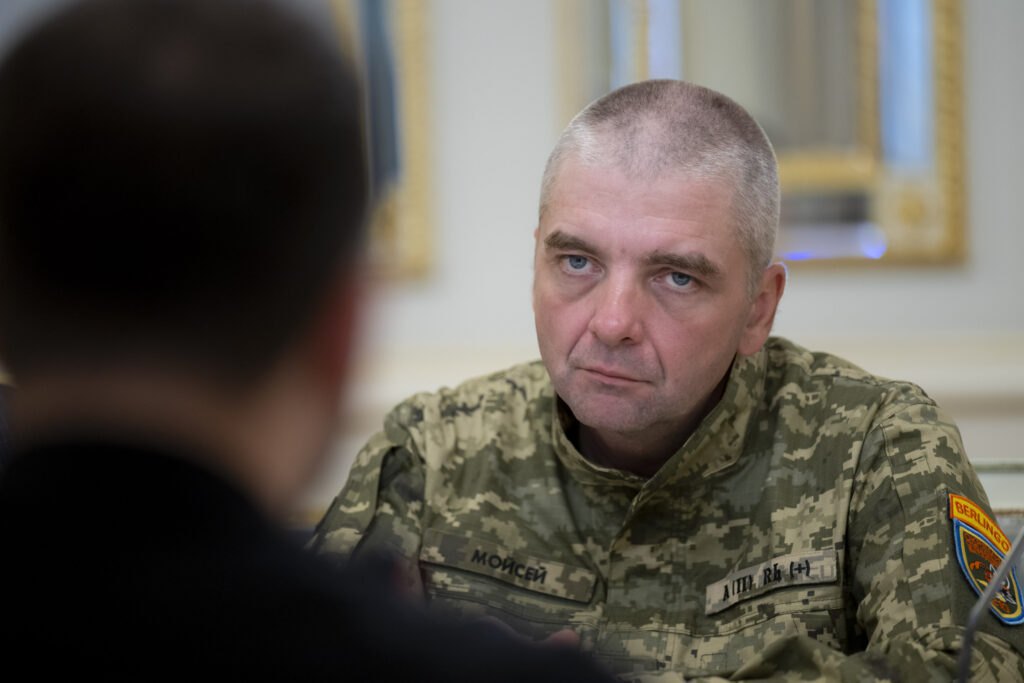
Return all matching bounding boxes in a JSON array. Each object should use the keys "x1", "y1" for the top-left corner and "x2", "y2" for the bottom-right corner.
[
  {"x1": 675, "y1": 585, "x2": 847, "y2": 676},
  {"x1": 418, "y1": 529, "x2": 598, "y2": 640},
  {"x1": 672, "y1": 549, "x2": 847, "y2": 678}
]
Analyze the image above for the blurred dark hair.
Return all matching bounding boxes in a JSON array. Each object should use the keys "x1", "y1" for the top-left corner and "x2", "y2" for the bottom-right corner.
[{"x1": 0, "y1": 0, "x2": 368, "y2": 386}]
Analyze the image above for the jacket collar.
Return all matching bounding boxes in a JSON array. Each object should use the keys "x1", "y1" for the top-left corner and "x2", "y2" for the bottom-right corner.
[{"x1": 549, "y1": 348, "x2": 767, "y2": 492}]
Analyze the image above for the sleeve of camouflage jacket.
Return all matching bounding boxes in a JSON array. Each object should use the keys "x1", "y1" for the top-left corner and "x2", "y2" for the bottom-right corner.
[
  {"x1": 726, "y1": 399, "x2": 1024, "y2": 682},
  {"x1": 310, "y1": 401, "x2": 430, "y2": 594}
]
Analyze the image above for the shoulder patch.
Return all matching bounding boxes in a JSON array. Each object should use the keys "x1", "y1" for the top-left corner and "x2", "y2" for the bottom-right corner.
[{"x1": 949, "y1": 493, "x2": 1023, "y2": 625}]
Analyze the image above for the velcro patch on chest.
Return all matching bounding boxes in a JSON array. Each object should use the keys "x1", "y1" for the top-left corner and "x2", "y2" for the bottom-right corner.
[
  {"x1": 419, "y1": 529, "x2": 597, "y2": 603},
  {"x1": 949, "y1": 493, "x2": 1023, "y2": 625},
  {"x1": 704, "y1": 549, "x2": 839, "y2": 616}
]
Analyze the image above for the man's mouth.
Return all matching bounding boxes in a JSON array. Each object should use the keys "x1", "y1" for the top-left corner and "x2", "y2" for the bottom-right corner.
[{"x1": 579, "y1": 365, "x2": 645, "y2": 383}]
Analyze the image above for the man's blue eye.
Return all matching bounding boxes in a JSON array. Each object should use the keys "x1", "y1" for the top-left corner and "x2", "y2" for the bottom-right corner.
[
  {"x1": 567, "y1": 255, "x2": 588, "y2": 270},
  {"x1": 670, "y1": 272, "x2": 692, "y2": 287}
]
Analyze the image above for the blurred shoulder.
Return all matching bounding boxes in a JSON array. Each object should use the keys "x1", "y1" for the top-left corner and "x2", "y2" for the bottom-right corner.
[{"x1": 384, "y1": 360, "x2": 553, "y2": 431}]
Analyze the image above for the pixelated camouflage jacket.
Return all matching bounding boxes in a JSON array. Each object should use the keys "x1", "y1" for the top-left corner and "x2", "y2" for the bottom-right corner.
[{"x1": 312, "y1": 337, "x2": 1024, "y2": 682}]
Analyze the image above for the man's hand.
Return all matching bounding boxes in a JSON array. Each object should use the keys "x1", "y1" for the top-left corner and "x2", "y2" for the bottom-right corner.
[
  {"x1": 542, "y1": 628, "x2": 582, "y2": 647},
  {"x1": 476, "y1": 616, "x2": 582, "y2": 648}
]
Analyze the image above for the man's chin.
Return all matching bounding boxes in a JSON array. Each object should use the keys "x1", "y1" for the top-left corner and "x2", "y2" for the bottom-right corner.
[{"x1": 564, "y1": 395, "x2": 655, "y2": 436}]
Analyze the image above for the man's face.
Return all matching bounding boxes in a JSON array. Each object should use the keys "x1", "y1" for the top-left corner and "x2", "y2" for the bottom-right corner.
[{"x1": 533, "y1": 158, "x2": 765, "y2": 444}]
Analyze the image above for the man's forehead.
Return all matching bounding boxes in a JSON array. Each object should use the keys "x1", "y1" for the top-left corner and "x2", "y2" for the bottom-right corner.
[
  {"x1": 542, "y1": 160, "x2": 737, "y2": 233},
  {"x1": 549, "y1": 157, "x2": 736, "y2": 208}
]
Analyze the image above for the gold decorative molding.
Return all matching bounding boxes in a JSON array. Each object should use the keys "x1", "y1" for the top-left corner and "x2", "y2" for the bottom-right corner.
[
  {"x1": 330, "y1": 0, "x2": 433, "y2": 280},
  {"x1": 934, "y1": 0, "x2": 967, "y2": 263},
  {"x1": 859, "y1": 0, "x2": 880, "y2": 160},
  {"x1": 555, "y1": 0, "x2": 589, "y2": 130},
  {"x1": 778, "y1": 150, "x2": 878, "y2": 191},
  {"x1": 388, "y1": 0, "x2": 433, "y2": 278},
  {"x1": 631, "y1": 0, "x2": 649, "y2": 82}
]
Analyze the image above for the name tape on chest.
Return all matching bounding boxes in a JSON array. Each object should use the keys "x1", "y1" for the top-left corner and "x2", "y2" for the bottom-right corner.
[
  {"x1": 705, "y1": 549, "x2": 839, "y2": 616},
  {"x1": 419, "y1": 529, "x2": 597, "y2": 603},
  {"x1": 949, "y1": 493, "x2": 1023, "y2": 625}
]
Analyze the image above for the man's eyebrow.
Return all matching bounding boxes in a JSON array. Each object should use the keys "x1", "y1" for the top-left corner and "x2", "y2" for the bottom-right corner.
[
  {"x1": 543, "y1": 230, "x2": 598, "y2": 254},
  {"x1": 643, "y1": 250, "x2": 722, "y2": 280},
  {"x1": 543, "y1": 230, "x2": 722, "y2": 280}
]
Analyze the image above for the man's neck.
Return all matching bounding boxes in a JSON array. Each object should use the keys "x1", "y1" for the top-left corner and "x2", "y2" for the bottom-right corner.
[{"x1": 577, "y1": 426, "x2": 684, "y2": 478}]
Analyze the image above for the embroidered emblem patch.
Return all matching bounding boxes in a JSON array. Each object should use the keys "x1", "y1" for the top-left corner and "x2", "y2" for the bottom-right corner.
[{"x1": 949, "y1": 493, "x2": 1023, "y2": 625}]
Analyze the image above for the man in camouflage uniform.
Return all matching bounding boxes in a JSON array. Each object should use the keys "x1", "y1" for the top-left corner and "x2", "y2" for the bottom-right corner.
[{"x1": 312, "y1": 80, "x2": 1024, "y2": 680}]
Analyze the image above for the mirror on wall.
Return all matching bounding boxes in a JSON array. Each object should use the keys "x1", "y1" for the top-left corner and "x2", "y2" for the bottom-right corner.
[{"x1": 557, "y1": 0, "x2": 965, "y2": 265}]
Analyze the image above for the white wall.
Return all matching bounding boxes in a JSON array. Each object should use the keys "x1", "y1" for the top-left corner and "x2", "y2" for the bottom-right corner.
[
  {"x1": 359, "y1": 0, "x2": 557, "y2": 356},
  {"x1": 303, "y1": 0, "x2": 1024, "y2": 519},
  {"x1": 357, "y1": 0, "x2": 1024, "y2": 363}
]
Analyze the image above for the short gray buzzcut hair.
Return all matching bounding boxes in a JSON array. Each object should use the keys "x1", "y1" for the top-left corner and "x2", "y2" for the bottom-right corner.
[{"x1": 539, "y1": 80, "x2": 779, "y2": 297}]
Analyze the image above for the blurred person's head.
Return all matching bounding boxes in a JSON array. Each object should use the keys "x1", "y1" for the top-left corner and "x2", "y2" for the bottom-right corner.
[
  {"x1": 0, "y1": 0, "x2": 368, "y2": 512},
  {"x1": 532, "y1": 80, "x2": 786, "y2": 475}
]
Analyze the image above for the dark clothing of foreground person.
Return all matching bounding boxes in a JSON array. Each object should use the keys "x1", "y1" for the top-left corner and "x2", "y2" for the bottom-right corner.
[{"x1": 0, "y1": 439, "x2": 612, "y2": 681}]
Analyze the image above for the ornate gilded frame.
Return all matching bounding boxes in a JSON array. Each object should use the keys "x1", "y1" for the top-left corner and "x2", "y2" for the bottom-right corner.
[{"x1": 330, "y1": 0, "x2": 433, "y2": 279}]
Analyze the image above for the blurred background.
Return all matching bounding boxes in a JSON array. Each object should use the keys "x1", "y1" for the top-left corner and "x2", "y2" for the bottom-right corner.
[{"x1": 0, "y1": 0, "x2": 1021, "y2": 526}]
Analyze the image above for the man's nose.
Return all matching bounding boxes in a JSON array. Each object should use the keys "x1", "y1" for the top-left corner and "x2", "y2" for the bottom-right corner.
[{"x1": 587, "y1": 275, "x2": 643, "y2": 346}]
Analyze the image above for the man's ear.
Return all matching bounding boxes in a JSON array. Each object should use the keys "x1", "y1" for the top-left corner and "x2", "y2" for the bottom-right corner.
[
  {"x1": 737, "y1": 262, "x2": 787, "y2": 356},
  {"x1": 307, "y1": 264, "x2": 365, "y2": 394}
]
